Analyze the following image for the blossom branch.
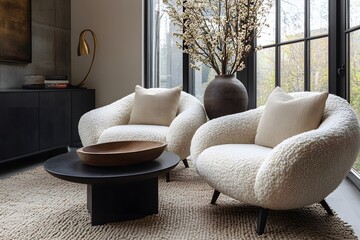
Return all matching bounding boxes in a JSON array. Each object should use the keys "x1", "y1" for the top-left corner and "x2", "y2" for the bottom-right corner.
[{"x1": 164, "y1": 0, "x2": 271, "y2": 76}]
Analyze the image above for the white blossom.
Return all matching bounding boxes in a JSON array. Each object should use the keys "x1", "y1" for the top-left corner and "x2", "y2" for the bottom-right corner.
[{"x1": 164, "y1": 0, "x2": 272, "y2": 75}]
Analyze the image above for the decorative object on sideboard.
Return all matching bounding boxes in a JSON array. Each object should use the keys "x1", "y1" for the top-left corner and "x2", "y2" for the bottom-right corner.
[
  {"x1": 44, "y1": 75, "x2": 69, "y2": 89},
  {"x1": 76, "y1": 29, "x2": 97, "y2": 87},
  {"x1": 22, "y1": 74, "x2": 45, "y2": 89},
  {"x1": 22, "y1": 75, "x2": 70, "y2": 89}
]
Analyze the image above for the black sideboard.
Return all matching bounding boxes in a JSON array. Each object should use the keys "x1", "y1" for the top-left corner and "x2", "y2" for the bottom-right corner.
[{"x1": 0, "y1": 89, "x2": 95, "y2": 163}]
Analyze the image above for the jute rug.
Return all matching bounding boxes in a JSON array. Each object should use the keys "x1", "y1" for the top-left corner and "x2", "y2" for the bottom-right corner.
[{"x1": 0, "y1": 162, "x2": 356, "y2": 240}]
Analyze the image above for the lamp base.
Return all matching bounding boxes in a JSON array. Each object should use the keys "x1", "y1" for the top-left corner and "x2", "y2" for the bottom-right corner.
[{"x1": 67, "y1": 84, "x2": 87, "y2": 89}]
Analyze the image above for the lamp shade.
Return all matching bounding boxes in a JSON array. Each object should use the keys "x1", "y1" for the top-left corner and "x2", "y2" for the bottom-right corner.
[{"x1": 77, "y1": 33, "x2": 90, "y2": 56}]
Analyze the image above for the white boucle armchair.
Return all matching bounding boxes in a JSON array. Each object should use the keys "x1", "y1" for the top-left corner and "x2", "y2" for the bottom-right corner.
[
  {"x1": 190, "y1": 92, "x2": 360, "y2": 235},
  {"x1": 79, "y1": 90, "x2": 207, "y2": 181}
]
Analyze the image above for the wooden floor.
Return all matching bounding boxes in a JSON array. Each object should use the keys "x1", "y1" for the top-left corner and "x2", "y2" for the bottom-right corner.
[
  {"x1": 1, "y1": 153, "x2": 360, "y2": 238},
  {"x1": 327, "y1": 178, "x2": 360, "y2": 237}
]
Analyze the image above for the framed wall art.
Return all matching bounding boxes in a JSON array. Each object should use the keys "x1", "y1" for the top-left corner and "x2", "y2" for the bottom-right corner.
[{"x1": 0, "y1": 0, "x2": 31, "y2": 63}]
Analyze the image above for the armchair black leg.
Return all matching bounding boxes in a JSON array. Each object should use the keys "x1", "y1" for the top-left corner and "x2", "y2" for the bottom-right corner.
[
  {"x1": 211, "y1": 190, "x2": 220, "y2": 205},
  {"x1": 257, "y1": 208, "x2": 268, "y2": 235},
  {"x1": 182, "y1": 159, "x2": 189, "y2": 168},
  {"x1": 320, "y1": 199, "x2": 334, "y2": 215},
  {"x1": 166, "y1": 159, "x2": 188, "y2": 182}
]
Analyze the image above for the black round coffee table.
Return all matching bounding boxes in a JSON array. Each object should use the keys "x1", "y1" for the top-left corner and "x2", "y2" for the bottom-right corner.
[{"x1": 44, "y1": 151, "x2": 180, "y2": 226}]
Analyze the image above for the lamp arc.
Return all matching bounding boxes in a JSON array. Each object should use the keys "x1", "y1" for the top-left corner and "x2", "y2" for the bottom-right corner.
[{"x1": 77, "y1": 29, "x2": 97, "y2": 87}]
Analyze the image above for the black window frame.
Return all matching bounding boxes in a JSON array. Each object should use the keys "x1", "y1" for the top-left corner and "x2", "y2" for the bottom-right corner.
[
  {"x1": 144, "y1": 0, "x2": 193, "y2": 93},
  {"x1": 255, "y1": 0, "x2": 333, "y2": 107}
]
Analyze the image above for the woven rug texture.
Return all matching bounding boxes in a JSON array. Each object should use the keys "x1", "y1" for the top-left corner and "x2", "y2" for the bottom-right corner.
[{"x1": 0, "y1": 162, "x2": 356, "y2": 240}]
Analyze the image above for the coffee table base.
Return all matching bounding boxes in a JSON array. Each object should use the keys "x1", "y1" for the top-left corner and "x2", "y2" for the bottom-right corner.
[{"x1": 87, "y1": 178, "x2": 158, "y2": 226}]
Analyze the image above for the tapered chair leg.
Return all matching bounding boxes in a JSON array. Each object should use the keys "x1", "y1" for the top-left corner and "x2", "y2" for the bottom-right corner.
[
  {"x1": 182, "y1": 159, "x2": 189, "y2": 168},
  {"x1": 257, "y1": 208, "x2": 268, "y2": 235},
  {"x1": 320, "y1": 199, "x2": 334, "y2": 215},
  {"x1": 166, "y1": 159, "x2": 188, "y2": 182},
  {"x1": 211, "y1": 190, "x2": 221, "y2": 205}
]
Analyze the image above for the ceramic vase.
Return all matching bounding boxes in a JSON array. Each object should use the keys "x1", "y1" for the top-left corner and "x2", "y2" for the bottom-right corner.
[{"x1": 204, "y1": 74, "x2": 248, "y2": 119}]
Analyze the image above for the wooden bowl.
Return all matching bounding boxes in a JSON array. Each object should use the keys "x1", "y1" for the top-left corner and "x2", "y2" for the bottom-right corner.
[{"x1": 76, "y1": 141, "x2": 167, "y2": 167}]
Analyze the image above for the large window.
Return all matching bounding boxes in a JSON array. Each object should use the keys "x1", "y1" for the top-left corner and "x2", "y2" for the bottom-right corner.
[
  {"x1": 256, "y1": 0, "x2": 329, "y2": 106},
  {"x1": 347, "y1": 0, "x2": 360, "y2": 173},
  {"x1": 145, "y1": 0, "x2": 242, "y2": 101},
  {"x1": 147, "y1": 0, "x2": 183, "y2": 88},
  {"x1": 255, "y1": 0, "x2": 360, "y2": 180}
]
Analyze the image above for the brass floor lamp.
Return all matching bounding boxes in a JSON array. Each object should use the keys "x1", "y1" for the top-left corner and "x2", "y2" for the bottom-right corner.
[{"x1": 76, "y1": 29, "x2": 97, "y2": 87}]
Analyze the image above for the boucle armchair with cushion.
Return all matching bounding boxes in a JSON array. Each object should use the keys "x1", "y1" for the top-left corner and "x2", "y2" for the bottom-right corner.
[
  {"x1": 79, "y1": 89, "x2": 207, "y2": 180},
  {"x1": 190, "y1": 92, "x2": 360, "y2": 234}
]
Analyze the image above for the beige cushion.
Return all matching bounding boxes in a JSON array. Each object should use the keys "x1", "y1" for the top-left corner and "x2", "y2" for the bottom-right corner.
[
  {"x1": 129, "y1": 85, "x2": 182, "y2": 126},
  {"x1": 255, "y1": 87, "x2": 328, "y2": 148}
]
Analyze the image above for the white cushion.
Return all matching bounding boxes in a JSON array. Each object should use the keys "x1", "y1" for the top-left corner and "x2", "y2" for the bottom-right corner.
[
  {"x1": 129, "y1": 85, "x2": 182, "y2": 126},
  {"x1": 255, "y1": 87, "x2": 328, "y2": 148}
]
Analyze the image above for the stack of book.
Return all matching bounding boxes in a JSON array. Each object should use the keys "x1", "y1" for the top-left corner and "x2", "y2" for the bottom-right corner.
[{"x1": 45, "y1": 75, "x2": 69, "y2": 88}]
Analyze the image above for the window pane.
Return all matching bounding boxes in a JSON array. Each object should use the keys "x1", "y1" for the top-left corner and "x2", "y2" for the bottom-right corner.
[
  {"x1": 310, "y1": 37, "x2": 328, "y2": 91},
  {"x1": 280, "y1": 42, "x2": 304, "y2": 92},
  {"x1": 350, "y1": 0, "x2": 360, "y2": 28},
  {"x1": 349, "y1": 30, "x2": 360, "y2": 172},
  {"x1": 257, "y1": 48, "x2": 276, "y2": 106},
  {"x1": 257, "y1": 0, "x2": 276, "y2": 46},
  {"x1": 151, "y1": 0, "x2": 183, "y2": 88},
  {"x1": 310, "y1": 0, "x2": 328, "y2": 36},
  {"x1": 281, "y1": 0, "x2": 304, "y2": 42},
  {"x1": 194, "y1": 64, "x2": 217, "y2": 103}
]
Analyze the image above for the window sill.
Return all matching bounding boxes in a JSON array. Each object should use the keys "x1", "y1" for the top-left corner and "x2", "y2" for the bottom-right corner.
[{"x1": 348, "y1": 169, "x2": 360, "y2": 191}]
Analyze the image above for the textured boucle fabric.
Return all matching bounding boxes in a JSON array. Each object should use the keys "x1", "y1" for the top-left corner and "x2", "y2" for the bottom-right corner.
[
  {"x1": 196, "y1": 144, "x2": 272, "y2": 205},
  {"x1": 98, "y1": 125, "x2": 168, "y2": 144},
  {"x1": 79, "y1": 90, "x2": 207, "y2": 160},
  {"x1": 190, "y1": 107, "x2": 264, "y2": 162},
  {"x1": 191, "y1": 93, "x2": 360, "y2": 210},
  {"x1": 78, "y1": 94, "x2": 134, "y2": 146}
]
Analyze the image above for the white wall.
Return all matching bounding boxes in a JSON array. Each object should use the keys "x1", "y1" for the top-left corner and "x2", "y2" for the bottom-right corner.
[{"x1": 71, "y1": 0, "x2": 143, "y2": 107}]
